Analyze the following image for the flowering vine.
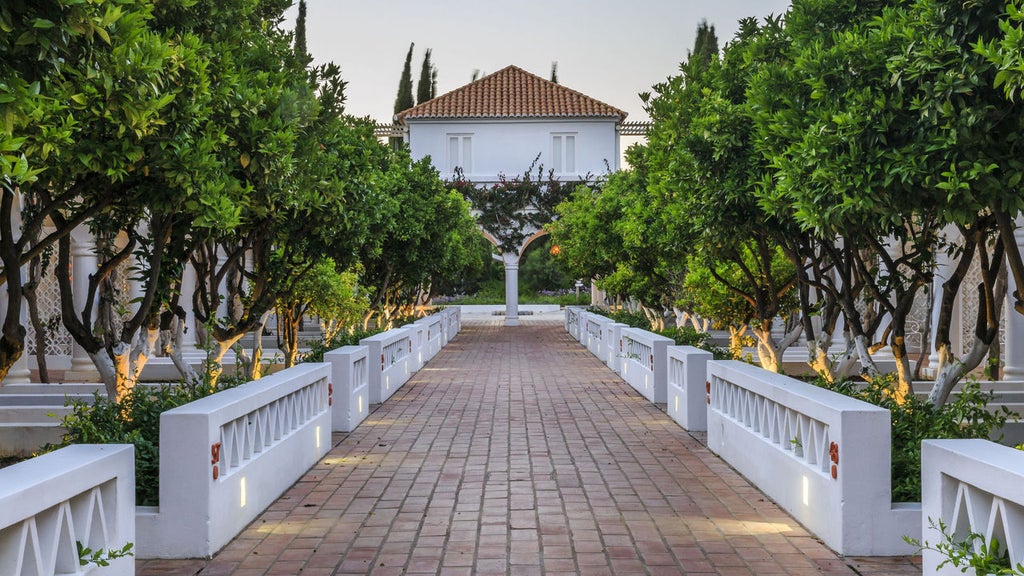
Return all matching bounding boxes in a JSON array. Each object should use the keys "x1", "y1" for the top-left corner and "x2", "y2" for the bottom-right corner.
[{"x1": 447, "y1": 156, "x2": 596, "y2": 253}]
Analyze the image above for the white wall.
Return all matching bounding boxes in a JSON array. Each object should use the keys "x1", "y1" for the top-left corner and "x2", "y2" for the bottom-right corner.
[{"x1": 407, "y1": 118, "x2": 619, "y2": 181}]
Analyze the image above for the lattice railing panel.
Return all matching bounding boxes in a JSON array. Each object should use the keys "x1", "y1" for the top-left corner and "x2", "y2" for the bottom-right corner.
[
  {"x1": 622, "y1": 334, "x2": 653, "y2": 371},
  {"x1": 948, "y1": 479, "x2": 1024, "y2": 568},
  {"x1": 0, "y1": 480, "x2": 116, "y2": 576},
  {"x1": 218, "y1": 378, "x2": 329, "y2": 478},
  {"x1": 712, "y1": 376, "x2": 832, "y2": 475},
  {"x1": 25, "y1": 253, "x2": 72, "y2": 357},
  {"x1": 353, "y1": 356, "x2": 369, "y2": 389},
  {"x1": 382, "y1": 336, "x2": 410, "y2": 370}
]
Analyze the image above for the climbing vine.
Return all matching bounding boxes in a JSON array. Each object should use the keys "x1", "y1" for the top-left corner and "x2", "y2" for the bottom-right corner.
[{"x1": 448, "y1": 156, "x2": 595, "y2": 253}]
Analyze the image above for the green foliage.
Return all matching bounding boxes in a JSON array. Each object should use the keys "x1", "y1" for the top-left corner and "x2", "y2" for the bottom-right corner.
[
  {"x1": 360, "y1": 148, "x2": 482, "y2": 323},
  {"x1": 587, "y1": 307, "x2": 733, "y2": 360},
  {"x1": 287, "y1": 260, "x2": 369, "y2": 339},
  {"x1": 519, "y1": 238, "x2": 574, "y2": 294},
  {"x1": 819, "y1": 375, "x2": 1013, "y2": 502},
  {"x1": 906, "y1": 518, "x2": 1024, "y2": 575},
  {"x1": 301, "y1": 328, "x2": 382, "y2": 364},
  {"x1": 394, "y1": 42, "x2": 415, "y2": 113},
  {"x1": 690, "y1": 19, "x2": 719, "y2": 70},
  {"x1": 454, "y1": 158, "x2": 588, "y2": 254},
  {"x1": 292, "y1": 0, "x2": 309, "y2": 66},
  {"x1": 657, "y1": 326, "x2": 733, "y2": 360},
  {"x1": 593, "y1": 307, "x2": 651, "y2": 331},
  {"x1": 416, "y1": 47, "x2": 436, "y2": 104},
  {"x1": 48, "y1": 378, "x2": 246, "y2": 505},
  {"x1": 77, "y1": 541, "x2": 134, "y2": 568}
]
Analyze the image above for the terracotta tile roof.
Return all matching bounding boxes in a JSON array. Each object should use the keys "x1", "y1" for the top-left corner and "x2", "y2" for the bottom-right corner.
[{"x1": 395, "y1": 65, "x2": 627, "y2": 123}]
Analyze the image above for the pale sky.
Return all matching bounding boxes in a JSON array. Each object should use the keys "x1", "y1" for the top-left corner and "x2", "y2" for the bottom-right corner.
[{"x1": 283, "y1": 1, "x2": 792, "y2": 124}]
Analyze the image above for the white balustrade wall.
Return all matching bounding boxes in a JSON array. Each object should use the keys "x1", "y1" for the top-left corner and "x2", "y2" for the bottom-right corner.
[
  {"x1": 0, "y1": 444, "x2": 135, "y2": 576},
  {"x1": 603, "y1": 322, "x2": 629, "y2": 373},
  {"x1": 361, "y1": 328, "x2": 414, "y2": 404},
  {"x1": 666, "y1": 346, "x2": 713, "y2": 431},
  {"x1": 584, "y1": 313, "x2": 612, "y2": 361},
  {"x1": 440, "y1": 308, "x2": 461, "y2": 346},
  {"x1": 921, "y1": 439, "x2": 1024, "y2": 574},
  {"x1": 406, "y1": 322, "x2": 426, "y2": 372},
  {"x1": 416, "y1": 315, "x2": 444, "y2": 363},
  {"x1": 706, "y1": 360, "x2": 919, "y2": 555},
  {"x1": 565, "y1": 307, "x2": 583, "y2": 341},
  {"x1": 619, "y1": 328, "x2": 673, "y2": 404},
  {"x1": 324, "y1": 346, "x2": 370, "y2": 432},
  {"x1": 137, "y1": 363, "x2": 331, "y2": 558}
]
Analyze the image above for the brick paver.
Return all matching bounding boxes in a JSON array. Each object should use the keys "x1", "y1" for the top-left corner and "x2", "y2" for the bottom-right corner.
[{"x1": 138, "y1": 313, "x2": 920, "y2": 575}]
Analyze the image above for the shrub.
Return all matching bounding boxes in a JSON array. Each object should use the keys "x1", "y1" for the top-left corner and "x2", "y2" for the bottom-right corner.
[
  {"x1": 301, "y1": 329, "x2": 381, "y2": 363},
  {"x1": 657, "y1": 326, "x2": 733, "y2": 360},
  {"x1": 48, "y1": 377, "x2": 247, "y2": 505},
  {"x1": 818, "y1": 375, "x2": 1014, "y2": 502},
  {"x1": 592, "y1": 307, "x2": 650, "y2": 330}
]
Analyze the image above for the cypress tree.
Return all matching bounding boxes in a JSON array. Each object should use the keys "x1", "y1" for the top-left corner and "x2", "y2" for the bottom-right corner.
[
  {"x1": 550, "y1": 61, "x2": 558, "y2": 84},
  {"x1": 690, "y1": 20, "x2": 719, "y2": 69},
  {"x1": 294, "y1": 0, "x2": 310, "y2": 66},
  {"x1": 416, "y1": 48, "x2": 436, "y2": 104},
  {"x1": 394, "y1": 42, "x2": 416, "y2": 114}
]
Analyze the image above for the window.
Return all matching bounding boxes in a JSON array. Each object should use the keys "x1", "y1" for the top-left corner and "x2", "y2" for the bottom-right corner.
[
  {"x1": 448, "y1": 134, "x2": 472, "y2": 174},
  {"x1": 552, "y1": 134, "x2": 576, "y2": 175}
]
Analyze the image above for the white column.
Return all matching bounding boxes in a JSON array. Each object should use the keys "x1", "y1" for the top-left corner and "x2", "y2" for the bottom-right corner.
[
  {"x1": 178, "y1": 262, "x2": 199, "y2": 353},
  {"x1": 3, "y1": 194, "x2": 32, "y2": 384},
  {"x1": 65, "y1": 232, "x2": 100, "y2": 382},
  {"x1": 1, "y1": 278, "x2": 32, "y2": 385},
  {"x1": 590, "y1": 280, "x2": 604, "y2": 308},
  {"x1": 1004, "y1": 218, "x2": 1024, "y2": 379},
  {"x1": 925, "y1": 230, "x2": 957, "y2": 378},
  {"x1": 503, "y1": 253, "x2": 520, "y2": 327}
]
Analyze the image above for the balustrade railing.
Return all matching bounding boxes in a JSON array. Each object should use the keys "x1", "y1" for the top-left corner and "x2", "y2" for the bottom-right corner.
[
  {"x1": 619, "y1": 328, "x2": 673, "y2": 403},
  {"x1": 0, "y1": 444, "x2": 135, "y2": 576},
  {"x1": 707, "y1": 360, "x2": 919, "y2": 555},
  {"x1": 361, "y1": 328, "x2": 413, "y2": 404},
  {"x1": 666, "y1": 346, "x2": 713, "y2": 431},
  {"x1": 921, "y1": 439, "x2": 1024, "y2": 574},
  {"x1": 325, "y1": 346, "x2": 370, "y2": 432},
  {"x1": 137, "y1": 363, "x2": 331, "y2": 558}
]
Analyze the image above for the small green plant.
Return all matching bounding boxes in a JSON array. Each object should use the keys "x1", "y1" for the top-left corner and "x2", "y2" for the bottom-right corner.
[
  {"x1": 45, "y1": 379, "x2": 245, "y2": 506},
  {"x1": 815, "y1": 376, "x2": 1014, "y2": 501},
  {"x1": 594, "y1": 307, "x2": 651, "y2": 330},
  {"x1": 657, "y1": 326, "x2": 733, "y2": 360},
  {"x1": 77, "y1": 541, "x2": 134, "y2": 567},
  {"x1": 905, "y1": 518, "x2": 1024, "y2": 575},
  {"x1": 301, "y1": 328, "x2": 382, "y2": 363}
]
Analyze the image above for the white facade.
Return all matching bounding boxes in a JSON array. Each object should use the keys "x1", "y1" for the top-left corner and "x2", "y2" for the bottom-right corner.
[{"x1": 406, "y1": 118, "x2": 620, "y2": 182}]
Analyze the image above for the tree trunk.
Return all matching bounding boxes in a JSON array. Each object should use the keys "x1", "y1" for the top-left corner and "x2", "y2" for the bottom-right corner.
[
  {"x1": 852, "y1": 334, "x2": 882, "y2": 380},
  {"x1": 248, "y1": 311, "x2": 273, "y2": 379},
  {"x1": 161, "y1": 310, "x2": 202, "y2": 386},
  {"x1": 207, "y1": 334, "x2": 246, "y2": 389},
  {"x1": 24, "y1": 277, "x2": 49, "y2": 382},
  {"x1": 728, "y1": 325, "x2": 748, "y2": 359}
]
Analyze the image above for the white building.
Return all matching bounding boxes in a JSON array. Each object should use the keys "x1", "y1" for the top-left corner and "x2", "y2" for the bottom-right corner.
[{"x1": 396, "y1": 65, "x2": 628, "y2": 324}]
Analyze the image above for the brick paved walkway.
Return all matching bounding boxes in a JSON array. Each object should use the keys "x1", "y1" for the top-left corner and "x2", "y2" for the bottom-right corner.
[{"x1": 138, "y1": 313, "x2": 920, "y2": 575}]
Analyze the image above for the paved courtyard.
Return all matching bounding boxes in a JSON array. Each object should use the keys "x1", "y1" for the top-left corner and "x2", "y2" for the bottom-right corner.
[{"x1": 138, "y1": 313, "x2": 920, "y2": 575}]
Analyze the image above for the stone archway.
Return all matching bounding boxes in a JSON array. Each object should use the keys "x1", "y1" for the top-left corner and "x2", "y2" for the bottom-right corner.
[{"x1": 477, "y1": 228, "x2": 551, "y2": 326}]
